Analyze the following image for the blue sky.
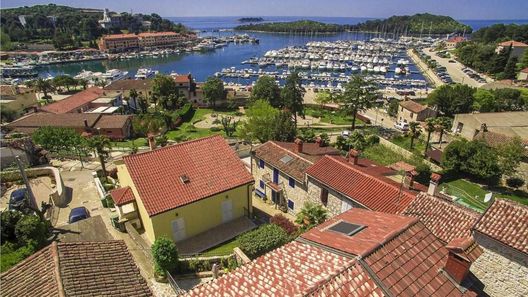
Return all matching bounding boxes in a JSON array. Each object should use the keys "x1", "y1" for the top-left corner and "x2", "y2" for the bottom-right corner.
[{"x1": 3, "y1": 0, "x2": 528, "y2": 19}]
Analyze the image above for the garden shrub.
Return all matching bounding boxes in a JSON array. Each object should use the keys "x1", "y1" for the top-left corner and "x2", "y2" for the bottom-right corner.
[
  {"x1": 366, "y1": 134, "x2": 380, "y2": 146},
  {"x1": 270, "y1": 214, "x2": 298, "y2": 235},
  {"x1": 295, "y1": 202, "x2": 328, "y2": 231},
  {"x1": 506, "y1": 177, "x2": 525, "y2": 189},
  {"x1": 238, "y1": 224, "x2": 289, "y2": 259},
  {"x1": 177, "y1": 103, "x2": 194, "y2": 122},
  {"x1": 234, "y1": 111, "x2": 244, "y2": 116},
  {"x1": 15, "y1": 215, "x2": 49, "y2": 247},
  {"x1": 152, "y1": 236, "x2": 179, "y2": 275}
]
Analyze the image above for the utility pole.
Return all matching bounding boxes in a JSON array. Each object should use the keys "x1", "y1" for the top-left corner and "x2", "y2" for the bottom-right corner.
[{"x1": 15, "y1": 156, "x2": 37, "y2": 209}]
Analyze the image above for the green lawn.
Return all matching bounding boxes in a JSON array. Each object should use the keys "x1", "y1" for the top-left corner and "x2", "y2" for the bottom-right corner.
[
  {"x1": 305, "y1": 107, "x2": 363, "y2": 126},
  {"x1": 165, "y1": 122, "x2": 226, "y2": 142},
  {"x1": 441, "y1": 179, "x2": 528, "y2": 212},
  {"x1": 362, "y1": 144, "x2": 407, "y2": 166},
  {"x1": 110, "y1": 138, "x2": 148, "y2": 148},
  {"x1": 391, "y1": 135, "x2": 426, "y2": 155},
  {"x1": 200, "y1": 237, "x2": 240, "y2": 257}
]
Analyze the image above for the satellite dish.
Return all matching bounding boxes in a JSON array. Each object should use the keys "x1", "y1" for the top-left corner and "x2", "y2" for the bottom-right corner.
[{"x1": 484, "y1": 193, "x2": 493, "y2": 203}]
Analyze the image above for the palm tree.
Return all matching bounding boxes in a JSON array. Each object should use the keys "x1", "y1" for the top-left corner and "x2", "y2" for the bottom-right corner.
[
  {"x1": 435, "y1": 116, "x2": 452, "y2": 148},
  {"x1": 129, "y1": 89, "x2": 139, "y2": 113},
  {"x1": 87, "y1": 135, "x2": 112, "y2": 180},
  {"x1": 408, "y1": 121, "x2": 422, "y2": 150},
  {"x1": 34, "y1": 78, "x2": 54, "y2": 99},
  {"x1": 424, "y1": 117, "x2": 437, "y2": 156}
]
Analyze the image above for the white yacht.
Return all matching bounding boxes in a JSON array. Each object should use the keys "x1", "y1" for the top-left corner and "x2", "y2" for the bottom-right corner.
[
  {"x1": 135, "y1": 68, "x2": 158, "y2": 80},
  {"x1": 101, "y1": 69, "x2": 129, "y2": 82}
]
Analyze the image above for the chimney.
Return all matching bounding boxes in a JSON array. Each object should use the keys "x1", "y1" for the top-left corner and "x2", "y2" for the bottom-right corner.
[
  {"x1": 428, "y1": 173, "x2": 442, "y2": 196},
  {"x1": 444, "y1": 237, "x2": 482, "y2": 284},
  {"x1": 348, "y1": 149, "x2": 360, "y2": 165},
  {"x1": 404, "y1": 170, "x2": 418, "y2": 189},
  {"x1": 147, "y1": 133, "x2": 156, "y2": 151},
  {"x1": 315, "y1": 136, "x2": 323, "y2": 147},
  {"x1": 294, "y1": 138, "x2": 303, "y2": 153}
]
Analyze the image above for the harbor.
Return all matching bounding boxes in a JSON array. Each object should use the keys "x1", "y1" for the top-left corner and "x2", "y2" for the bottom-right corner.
[{"x1": 1, "y1": 31, "x2": 433, "y2": 93}]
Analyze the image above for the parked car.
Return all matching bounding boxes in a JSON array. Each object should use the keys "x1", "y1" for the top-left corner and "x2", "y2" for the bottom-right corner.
[
  {"x1": 394, "y1": 122, "x2": 409, "y2": 131},
  {"x1": 341, "y1": 130, "x2": 351, "y2": 138},
  {"x1": 448, "y1": 60, "x2": 456, "y2": 63},
  {"x1": 68, "y1": 207, "x2": 90, "y2": 224},
  {"x1": 9, "y1": 188, "x2": 28, "y2": 211}
]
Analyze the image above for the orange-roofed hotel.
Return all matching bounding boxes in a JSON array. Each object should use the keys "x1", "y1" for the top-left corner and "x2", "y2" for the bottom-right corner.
[{"x1": 98, "y1": 31, "x2": 197, "y2": 53}]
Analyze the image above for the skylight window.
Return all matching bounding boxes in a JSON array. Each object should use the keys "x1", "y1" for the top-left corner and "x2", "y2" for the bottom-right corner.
[
  {"x1": 180, "y1": 175, "x2": 190, "y2": 184},
  {"x1": 280, "y1": 155, "x2": 293, "y2": 164},
  {"x1": 328, "y1": 221, "x2": 365, "y2": 236}
]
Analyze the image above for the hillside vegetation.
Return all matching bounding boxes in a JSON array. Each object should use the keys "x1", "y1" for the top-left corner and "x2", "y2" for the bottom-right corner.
[
  {"x1": 348, "y1": 13, "x2": 471, "y2": 34},
  {"x1": 235, "y1": 20, "x2": 344, "y2": 33}
]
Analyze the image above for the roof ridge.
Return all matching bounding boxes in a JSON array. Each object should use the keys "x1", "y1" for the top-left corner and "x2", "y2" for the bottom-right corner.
[
  {"x1": 326, "y1": 155, "x2": 415, "y2": 200},
  {"x1": 51, "y1": 242, "x2": 66, "y2": 297},
  {"x1": 123, "y1": 134, "x2": 223, "y2": 162},
  {"x1": 359, "y1": 217, "x2": 420, "y2": 258},
  {"x1": 268, "y1": 141, "x2": 314, "y2": 164},
  {"x1": 414, "y1": 192, "x2": 480, "y2": 217}
]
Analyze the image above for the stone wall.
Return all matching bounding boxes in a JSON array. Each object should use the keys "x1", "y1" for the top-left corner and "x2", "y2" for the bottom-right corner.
[
  {"x1": 306, "y1": 177, "x2": 366, "y2": 217},
  {"x1": 251, "y1": 157, "x2": 308, "y2": 215},
  {"x1": 471, "y1": 232, "x2": 528, "y2": 297},
  {"x1": 378, "y1": 137, "x2": 442, "y2": 171},
  {"x1": 1, "y1": 166, "x2": 66, "y2": 206}
]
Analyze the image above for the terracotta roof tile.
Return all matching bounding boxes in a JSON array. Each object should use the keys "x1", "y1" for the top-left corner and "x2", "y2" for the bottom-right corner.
[
  {"x1": 0, "y1": 244, "x2": 61, "y2": 297},
  {"x1": 173, "y1": 74, "x2": 192, "y2": 84},
  {"x1": 364, "y1": 222, "x2": 474, "y2": 296},
  {"x1": 399, "y1": 100, "x2": 428, "y2": 113},
  {"x1": 110, "y1": 186, "x2": 136, "y2": 206},
  {"x1": 306, "y1": 156, "x2": 417, "y2": 214},
  {"x1": 93, "y1": 114, "x2": 131, "y2": 129},
  {"x1": 472, "y1": 199, "x2": 528, "y2": 254},
  {"x1": 186, "y1": 241, "x2": 355, "y2": 296},
  {"x1": 104, "y1": 79, "x2": 153, "y2": 91},
  {"x1": 403, "y1": 192, "x2": 480, "y2": 243},
  {"x1": 40, "y1": 87, "x2": 106, "y2": 114},
  {"x1": 123, "y1": 135, "x2": 254, "y2": 216},
  {"x1": 447, "y1": 36, "x2": 466, "y2": 43},
  {"x1": 0, "y1": 241, "x2": 152, "y2": 297},
  {"x1": 498, "y1": 40, "x2": 528, "y2": 47}
]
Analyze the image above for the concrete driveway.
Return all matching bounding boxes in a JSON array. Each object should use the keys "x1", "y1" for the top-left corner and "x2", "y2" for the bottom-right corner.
[{"x1": 54, "y1": 170, "x2": 104, "y2": 227}]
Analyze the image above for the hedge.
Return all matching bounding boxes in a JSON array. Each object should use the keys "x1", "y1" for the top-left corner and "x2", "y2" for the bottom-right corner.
[{"x1": 238, "y1": 224, "x2": 289, "y2": 259}]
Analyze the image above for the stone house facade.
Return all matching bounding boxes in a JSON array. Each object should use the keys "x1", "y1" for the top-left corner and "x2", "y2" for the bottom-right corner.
[
  {"x1": 251, "y1": 156, "x2": 308, "y2": 215},
  {"x1": 470, "y1": 233, "x2": 528, "y2": 297},
  {"x1": 305, "y1": 176, "x2": 363, "y2": 216}
]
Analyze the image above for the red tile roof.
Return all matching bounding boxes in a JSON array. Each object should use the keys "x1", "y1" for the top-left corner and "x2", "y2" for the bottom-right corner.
[
  {"x1": 306, "y1": 262, "x2": 384, "y2": 296},
  {"x1": 0, "y1": 244, "x2": 61, "y2": 297},
  {"x1": 187, "y1": 241, "x2": 356, "y2": 296},
  {"x1": 521, "y1": 67, "x2": 528, "y2": 74},
  {"x1": 403, "y1": 192, "x2": 480, "y2": 243},
  {"x1": 188, "y1": 208, "x2": 478, "y2": 296},
  {"x1": 399, "y1": 100, "x2": 428, "y2": 113},
  {"x1": 40, "y1": 87, "x2": 106, "y2": 114},
  {"x1": 364, "y1": 222, "x2": 475, "y2": 296},
  {"x1": 109, "y1": 186, "x2": 136, "y2": 206},
  {"x1": 498, "y1": 40, "x2": 528, "y2": 47},
  {"x1": 174, "y1": 74, "x2": 192, "y2": 84},
  {"x1": 301, "y1": 208, "x2": 418, "y2": 256},
  {"x1": 0, "y1": 241, "x2": 152, "y2": 297},
  {"x1": 273, "y1": 141, "x2": 341, "y2": 163},
  {"x1": 472, "y1": 199, "x2": 528, "y2": 254},
  {"x1": 306, "y1": 155, "x2": 417, "y2": 214},
  {"x1": 123, "y1": 135, "x2": 254, "y2": 216},
  {"x1": 447, "y1": 36, "x2": 466, "y2": 43}
]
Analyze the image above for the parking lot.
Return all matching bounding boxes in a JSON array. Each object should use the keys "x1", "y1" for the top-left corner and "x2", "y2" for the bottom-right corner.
[{"x1": 423, "y1": 48, "x2": 489, "y2": 87}]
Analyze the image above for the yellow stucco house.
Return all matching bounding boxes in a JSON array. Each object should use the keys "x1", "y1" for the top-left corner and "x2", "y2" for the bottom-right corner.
[{"x1": 113, "y1": 135, "x2": 254, "y2": 245}]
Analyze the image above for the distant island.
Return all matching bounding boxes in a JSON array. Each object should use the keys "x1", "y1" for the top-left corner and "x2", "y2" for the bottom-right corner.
[
  {"x1": 235, "y1": 20, "x2": 344, "y2": 33},
  {"x1": 347, "y1": 13, "x2": 472, "y2": 34},
  {"x1": 237, "y1": 17, "x2": 264, "y2": 23}
]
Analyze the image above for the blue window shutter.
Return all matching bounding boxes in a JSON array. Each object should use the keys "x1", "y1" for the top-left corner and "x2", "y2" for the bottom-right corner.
[
  {"x1": 259, "y1": 159, "x2": 264, "y2": 168},
  {"x1": 259, "y1": 180, "x2": 265, "y2": 189},
  {"x1": 288, "y1": 199, "x2": 294, "y2": 210},
  {"x1": 289, "y1": 177, "x2": 295, "y2": 188}
]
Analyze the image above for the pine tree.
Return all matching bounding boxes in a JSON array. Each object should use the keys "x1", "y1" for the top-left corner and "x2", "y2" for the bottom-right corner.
[{"x1": 503, "y1": 56, "x2": 518, "y2": 79}]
